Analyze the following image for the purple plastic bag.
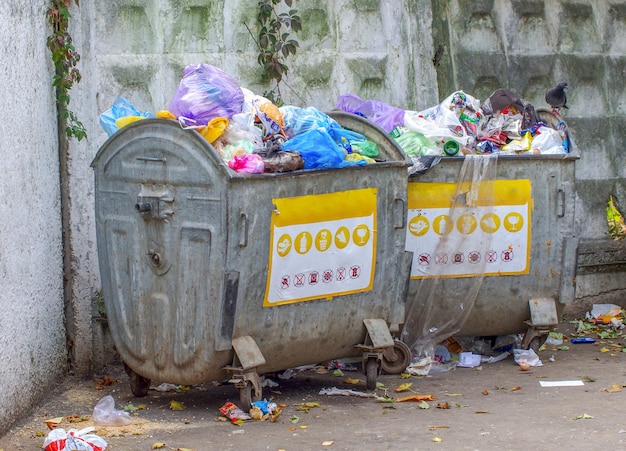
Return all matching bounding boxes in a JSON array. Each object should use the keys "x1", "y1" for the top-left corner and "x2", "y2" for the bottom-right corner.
[
  {"x1": 168, "y1": 64, "x2": 244, "y2": 127},
  {"x1": 336, "y1": 93, "x2": 405, "y2": 133}
]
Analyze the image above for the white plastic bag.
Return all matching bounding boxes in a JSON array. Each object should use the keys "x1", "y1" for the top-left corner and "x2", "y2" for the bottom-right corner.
[
  {"x1": 513, "y1": 348, "x2": 543, "y2": 367},
  {"x1": 531, "y1": 126, "x2": 565, "y2": 154},
  {"x1": 92, "y1": 395, "x2": 133, "y2": 426}
]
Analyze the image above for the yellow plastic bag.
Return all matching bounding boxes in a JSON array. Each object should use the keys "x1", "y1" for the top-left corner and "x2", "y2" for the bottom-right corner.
[{"x1": 115, "y1": 115, "x2": 145, "y2": 130}]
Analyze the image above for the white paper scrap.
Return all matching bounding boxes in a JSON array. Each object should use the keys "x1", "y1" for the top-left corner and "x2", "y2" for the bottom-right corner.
[{"x1": 539, "y1": 380, "x2": 584, "y2": 387}]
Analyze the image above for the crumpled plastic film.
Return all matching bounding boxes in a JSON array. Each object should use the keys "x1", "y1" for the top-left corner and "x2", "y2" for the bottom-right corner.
[{"x1": 401, "y1": 154, "x2": 498, "y2": 373}]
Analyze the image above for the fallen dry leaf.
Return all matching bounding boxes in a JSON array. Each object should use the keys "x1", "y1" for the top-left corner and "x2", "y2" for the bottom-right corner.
[
  {"x1": 510, "y1": 386, "x2": 521, "y2": 391},
  {"x1": 394, "y1": 382, "x2": 413, "y2": 392},
  {"x1": 418, "y1": 401, "x2": 430, "y2": 409},
  {"x1": 322, "y1": 441, "x2": 334, "y2": 446},
  {"x1": 429, "y1": 425, "x2": 450, "y2": 430},
  {"x1": 343, "y1": 377, "x2": 361, "y2": 385},
  {"x1": 475, "y1": 410, "x2": 489, "y2": 414},
  {"x1": 574, "y1": 413, "x2": 594, "y2": 420},
  {"x1": 482, "y1": 390, "x2": 489, "y2": 395},
  {"x1": 445, "y1": 393, "x2": 463, "y2": 397},
  {"x1": 151, "y1": 443, "x2": 166, "y2": 449},
  {"x1": 397, "y1": 394, "x2": 435, "y2": 402},
  {"x1": 44, "y1": 417, "x2": 64, "y2": 430},
  {"x1": 169, "y1": 400, "x2": 186, "y2": 411},
  {"x1": 600, "y1": 347, "x2": 610, "y2": 353},
  {"x1": 436, "y1": 402, "x2": 450, "y2": 409},
  {"x1": 432, "y1": 437, "x2": 442, "y2": 442},
  {"x1": 601, "y1": 383, "x2": 623, "y2": 393}
]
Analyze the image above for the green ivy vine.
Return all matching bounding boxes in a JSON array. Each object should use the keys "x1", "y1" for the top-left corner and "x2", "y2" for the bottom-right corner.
[
  {"x1": 46, "y1": 0, "x2": 86, "y2": 141},
  {"x1": 247, "y1": 0, "x2": 302, "y2": 105}
]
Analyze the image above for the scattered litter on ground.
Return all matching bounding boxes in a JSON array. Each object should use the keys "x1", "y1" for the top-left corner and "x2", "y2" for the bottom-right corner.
[
  {"x1": 318, "y1": 387, "x2": 377, "y2": 398},
  {"x1": 539, "y1": 380, "x2": 584, "y2": 387},
  {"x1": 92, "y1": 395, "x2": 132, "y2": 426}
]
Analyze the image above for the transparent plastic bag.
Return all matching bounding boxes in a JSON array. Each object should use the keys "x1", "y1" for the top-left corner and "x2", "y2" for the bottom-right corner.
[
  {"x1": 402, "y1": 155, "x2": 499, "y2": 372},
  {"x1": 92, "y1": 395, "x2": 132, "y2": 426}
]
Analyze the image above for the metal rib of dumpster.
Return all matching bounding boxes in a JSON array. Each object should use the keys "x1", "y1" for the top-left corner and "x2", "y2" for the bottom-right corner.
[{"x1": 91, "y1": 113, "x2": 413, "y2": 406}]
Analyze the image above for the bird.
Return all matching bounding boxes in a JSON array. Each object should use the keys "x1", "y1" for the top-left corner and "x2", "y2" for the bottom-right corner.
[{"x1": 545, "y1": 81, "x2": 569, "y2": 114}]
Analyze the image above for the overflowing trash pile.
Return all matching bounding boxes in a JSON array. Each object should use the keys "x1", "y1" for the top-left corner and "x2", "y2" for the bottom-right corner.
[
  {"x1": 100, "y1": 64, "x2": 572, "y2": 176},
  {"x1": 99, "y1": 63, "x2": 380, "y2": 174},
  {"x1": 336, "y1": 89, "x2": 571, "y2": 158}
]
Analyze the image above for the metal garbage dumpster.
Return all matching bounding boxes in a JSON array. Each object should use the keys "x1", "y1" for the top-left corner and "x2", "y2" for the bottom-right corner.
[
  {"x1": 91, "y1": 112, "x2": 412, "y2": 405},
  {"x1": 401, "y1": 150, "x2": 579, "y2": 355}
]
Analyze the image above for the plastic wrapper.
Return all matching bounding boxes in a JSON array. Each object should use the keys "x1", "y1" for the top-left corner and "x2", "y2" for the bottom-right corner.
[
  {"x1": 99, "y1": 97, "x2": 155, "y2": 137},
  {"x1": 92, "y1": 395, "x2": 133, "y2": 426},
  {"x1": 168, "y1": 63, "x2": 244, "y2": 127},
  {"x1": 481, "y1": 89, "x2": 538, "y2": 131},
  {"x1": 335, "y1": 93, "x2": 405, "y2": 133},
  {"x1": 393, "y1": 129, "x2": 440, "y2": 156},
  {"x1": 260, "y1": 150, "x2": 304, "y2": 173},
  {"x1": 410, "y1": 91, "x2": 482, "y2": 149},
  {"x1": 42, "y1": 427, "x2": 107, "y2": 451},
  {"x1": 219, "y1": 402, "x2": 251, "y2": 425},
  {"x1": 227, "y1": 153, "x2": 265, "y2": 174},
  {"x1": 531, "y1": 126, "x2": 566, "y2": 154},
  {"x1": 351, "y1": 140, "x2": 379, "y2": 158},
  {"x1": 502, "y1": 131, "x2": 532, "y2": 152},
  {"x1": 220, "y1": 112, "x2": 264, "y2": 149}
]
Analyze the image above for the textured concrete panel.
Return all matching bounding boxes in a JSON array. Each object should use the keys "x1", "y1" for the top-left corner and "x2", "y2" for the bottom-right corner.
[{"x1": 0, "y1": 0, "x2": 66, "y2": 435}]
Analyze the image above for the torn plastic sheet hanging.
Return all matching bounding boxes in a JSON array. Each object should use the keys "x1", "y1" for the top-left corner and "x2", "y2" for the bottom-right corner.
[{"x1": 401, "y1": 155, "x2": 499, "y2": 373}]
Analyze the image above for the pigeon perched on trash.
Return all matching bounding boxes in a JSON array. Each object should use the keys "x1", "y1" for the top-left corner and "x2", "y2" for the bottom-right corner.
[{"x1": 545, "y1": 81, "x2": 568, "y2": 114}]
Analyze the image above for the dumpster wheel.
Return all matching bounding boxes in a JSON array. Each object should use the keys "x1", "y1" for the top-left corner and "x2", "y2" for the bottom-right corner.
[
  {"x1": 381, "y1": 340, "x2": 411, "y2": 374},
  {"x1": 239, "y1": 379, "x2": 262, "y2": 410},
  {"x1": 365, "y1": 357, "x2": 380, "y2": 391},
  {"x1": 124, "y1": 363, "x2": 151, "y2": 397}
]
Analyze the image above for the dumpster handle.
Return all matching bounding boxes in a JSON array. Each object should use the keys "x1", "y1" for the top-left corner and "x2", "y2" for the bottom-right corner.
[
  {"x1": 557, "y1": 189, "x2": 565, "y2": 218},
  {"x1": 394, "y1": 198, "x2": 407, "y2": 229},
  {"x1": 239, "y1": 212, "x2": 249, "y2": 247}
]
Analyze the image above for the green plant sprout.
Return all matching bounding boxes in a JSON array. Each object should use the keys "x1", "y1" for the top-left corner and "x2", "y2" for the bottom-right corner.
[
  {"x1": 607, "y1": 195, "x2": 625, "y2": 240},
  {"x1": 246, "y1": 0, "x2": 302, "y2": 106}
]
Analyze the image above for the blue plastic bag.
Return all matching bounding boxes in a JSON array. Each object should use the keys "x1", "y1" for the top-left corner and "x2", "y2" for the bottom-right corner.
[
  {"x1": 99, "y1": 97, "x2": 155, "y2": 137},
  {"x1": 281, "y1": 128, "x2": 366, "y2": 170},
  {"x1": 168, "y1": 64, "x2": 244, "y2": 127},
  {"x1": 280, "y1": 106, "x2": 365, "y2": 151}
]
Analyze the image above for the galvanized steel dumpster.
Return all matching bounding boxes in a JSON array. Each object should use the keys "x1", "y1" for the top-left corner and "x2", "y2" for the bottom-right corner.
[
  {"x1": 92, "y1": 113, "x2": 412, "y2": 404},
  {"x1": 401, "y1": 151, "x2": 579, "y2": 355}
]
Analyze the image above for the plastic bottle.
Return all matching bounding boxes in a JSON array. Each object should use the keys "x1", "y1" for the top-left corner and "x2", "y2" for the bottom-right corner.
[
  {"x1": 556, "y1": 121, "x2": 569, "y2": 153},
  {"x1": 443, "y1": 140, "x2": 460, "y2": 156}
]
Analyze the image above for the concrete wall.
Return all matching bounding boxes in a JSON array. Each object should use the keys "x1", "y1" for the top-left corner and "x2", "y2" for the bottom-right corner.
[
  {"x1": 431, "y1": 0, "x2": 626, "y2": 316},
  {"x1": 0, "y1": 1, "x2": 67, "y2": 434}
]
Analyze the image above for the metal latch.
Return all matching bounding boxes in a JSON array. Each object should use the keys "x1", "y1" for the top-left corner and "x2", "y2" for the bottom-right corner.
[{"x1": 135, "y1": 185, "x2": 175, "y2": 220}]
